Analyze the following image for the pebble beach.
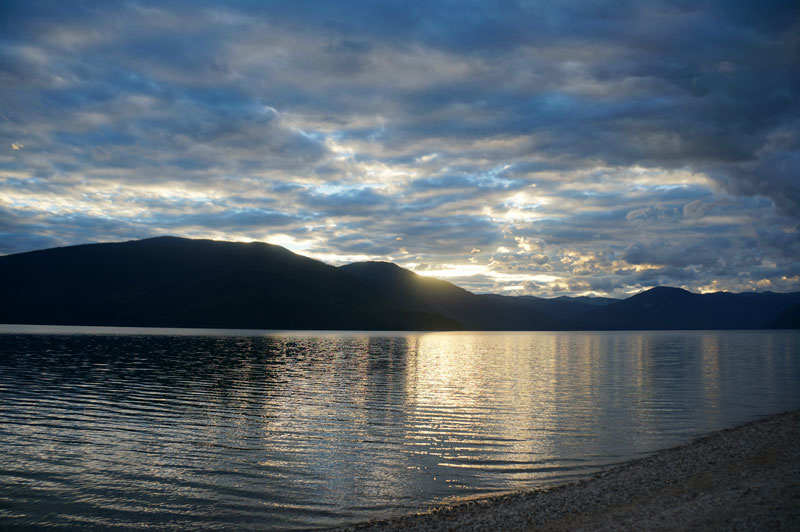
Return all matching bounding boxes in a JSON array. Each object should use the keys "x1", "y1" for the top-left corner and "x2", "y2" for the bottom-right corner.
[{"x1": 333, "y1": 410, "x2": 800, "y2": 532}]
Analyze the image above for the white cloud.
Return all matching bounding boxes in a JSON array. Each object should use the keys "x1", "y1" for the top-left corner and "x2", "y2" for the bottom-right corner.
[{"x1": 1, "y1": 1, "x2": 797, "y2": 297}]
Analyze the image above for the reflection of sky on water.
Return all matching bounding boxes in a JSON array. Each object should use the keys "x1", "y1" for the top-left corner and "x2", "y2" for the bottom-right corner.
[{"x1": 0, "y1": 328, "x2": 798, "y2": 530}]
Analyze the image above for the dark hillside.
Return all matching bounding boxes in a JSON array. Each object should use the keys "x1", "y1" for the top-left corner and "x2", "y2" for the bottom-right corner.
[
  {"x1": 581, "y1": 287, "x2": 800, "y2": 330},
  {"x1": 482, "y1": 294, "x2": 614, "y2": 321},
  {"x1": 769, "y1": 303, "x2": 800, "y2": 329},
  {"x1": 0, "y1": 237, "x2": 459, "y2": 330},
  {"x1": 1, "y1": 238, "x2": 797, "y2": 331},
  {"x1": 341, "y1": 261, "x2": 569, "y2": 330}
]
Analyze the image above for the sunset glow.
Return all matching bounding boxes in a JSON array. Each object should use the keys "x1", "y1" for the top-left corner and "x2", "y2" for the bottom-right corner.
[{"x1": 1, "y1": 1, "x2": 797, "y2": 298}]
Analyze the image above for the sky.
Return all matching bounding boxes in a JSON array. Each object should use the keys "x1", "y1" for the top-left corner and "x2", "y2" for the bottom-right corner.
[{"x1": 1, "y1": 0, "x2": 798, "y2": 297}]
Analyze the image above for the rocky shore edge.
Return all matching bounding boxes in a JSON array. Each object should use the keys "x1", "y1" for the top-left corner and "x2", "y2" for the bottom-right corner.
[{"x1": 331, "y1": 410, "x2": 800, "y2": 531}]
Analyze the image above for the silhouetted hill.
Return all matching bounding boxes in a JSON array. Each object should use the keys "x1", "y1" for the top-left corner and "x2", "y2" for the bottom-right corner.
[
  {"x1": 580, "y1": 286, "x2": 800, "y2": 330},
  {"x1": 0, "y1": 237, "x2": 459, "y2": 330},
  {"x1": 1, "y1": 238, "x2": 797, "y2": 331},
  {"x1": 769, "y1": 303, "x2": 800, "y2": 329},
  {"x1": 482, "y1": 294, "x2": 617, "y2": 321},
  {"x1": 555, "y1": 295, "x2": 619, "y2": 306},
  {"x1": 340, "y1": 262, "x2": 568, "y2": 330}
]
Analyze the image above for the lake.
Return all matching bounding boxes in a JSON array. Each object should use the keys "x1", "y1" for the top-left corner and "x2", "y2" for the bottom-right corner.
[{"x1": 1, "y1": 326, "x2": 798, "y2": 530}]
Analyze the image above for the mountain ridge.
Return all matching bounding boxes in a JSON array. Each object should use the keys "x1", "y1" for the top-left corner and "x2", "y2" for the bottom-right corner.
[
  {"x1": 0, "y1": 237, "x2": 459, "y2": 331},
  {"x1": 1, "y1": 237, "x2": 798, "y2": 330},
  {"x1": 341, "y1": 261, "x2": 568, "y2": 330}
]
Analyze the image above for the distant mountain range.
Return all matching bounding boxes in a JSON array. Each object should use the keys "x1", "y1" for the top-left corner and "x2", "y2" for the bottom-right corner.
[{"x1": 1, "y1": 237, "x2": 798, "y2": 330}]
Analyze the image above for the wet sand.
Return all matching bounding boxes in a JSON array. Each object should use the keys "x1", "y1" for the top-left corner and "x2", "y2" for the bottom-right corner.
[{"x1": 333, "y1": 410, "x2": 800, "y2": 531}]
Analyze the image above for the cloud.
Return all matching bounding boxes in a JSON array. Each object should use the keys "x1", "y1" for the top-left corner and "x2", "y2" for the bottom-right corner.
[
  {"x1": 682, "y1": 200, "x2": 707, "y2": 219},
  {"x1": 711, "y1": 127, "x2": 800, "y2": 213},
  {"x1": 0, "y1": 0, "x2": 798, "y2": 297}
]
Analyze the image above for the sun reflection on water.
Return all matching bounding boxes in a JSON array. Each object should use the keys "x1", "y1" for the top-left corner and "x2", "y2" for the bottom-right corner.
[{"x1": 0, "y1": 329, "x2": 798, "y2": 530}]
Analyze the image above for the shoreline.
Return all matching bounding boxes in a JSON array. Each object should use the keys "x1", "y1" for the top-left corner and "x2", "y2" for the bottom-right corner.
[{"x1": 332, "y1": 411, "x2": 800, "y2": 531}]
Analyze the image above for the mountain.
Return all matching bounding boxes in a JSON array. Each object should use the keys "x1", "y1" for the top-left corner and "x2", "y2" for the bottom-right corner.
[
  {"x1": 555, "y1": 295, "x2": 619, "y2": 306},
  {"x1": 1, "y1": 237, "x2": 798, "y2": 330},
  {"x1": 769, "y1": 303, "x2": 800, "y2": 329},
  {"x1": 579, "y1": 286, "x2": 800, "y2": 330},
  {"x1": 339, "y1": 261, "x2": 568, "y2": 330},
  {"x1": 482, "y1": 294, "x2": 616, "y2": 321},
  {"x1": 0, "y1": 237, "x2": 459, "y2": 330}
]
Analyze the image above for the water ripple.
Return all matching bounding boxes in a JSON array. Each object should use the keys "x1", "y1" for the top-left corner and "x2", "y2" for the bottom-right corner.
[{"x1": 1, "y1": 329, "x2": 798, "y2": 530}]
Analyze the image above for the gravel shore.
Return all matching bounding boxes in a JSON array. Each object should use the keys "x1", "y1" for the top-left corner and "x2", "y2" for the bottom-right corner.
[{"x1": 333, "y1": 410, "x2": 800, "y2": 531}]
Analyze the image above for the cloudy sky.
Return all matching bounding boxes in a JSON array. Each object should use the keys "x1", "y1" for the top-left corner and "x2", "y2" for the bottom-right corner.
[{"x1": 1, "y1": 1, "x2": 798, "y2": 297}]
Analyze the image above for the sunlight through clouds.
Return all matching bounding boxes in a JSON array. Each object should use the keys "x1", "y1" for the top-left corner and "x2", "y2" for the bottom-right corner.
[{"x1": 0, "y1": 0, "x2": 798, "y2": 297}]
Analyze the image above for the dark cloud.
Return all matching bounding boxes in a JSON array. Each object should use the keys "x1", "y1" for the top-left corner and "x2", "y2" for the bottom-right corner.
[
  {"x1": 623, "y1": 239, "x2": 727, "y2": 269},
  {"x1": 410, "y1": 173, "x2": 522, "y2": 191},
  {"x1": 322, "y1": 39, "x2": 373, "y2": 75},
  {"x1": 164, "y1": 209, "x2": 302, "y2": 230},
  {"x1": 0, "y1": 0, "x2": 798, "y2": 296},
  {"x1": 301, "y1": 186, "x2": 390, "y2": 216}
]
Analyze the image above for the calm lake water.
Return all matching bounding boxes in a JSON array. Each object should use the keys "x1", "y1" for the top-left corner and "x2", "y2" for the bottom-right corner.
[{"x1": 1, "y1": 326, "x2": 798, "y2": 530}]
